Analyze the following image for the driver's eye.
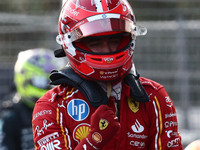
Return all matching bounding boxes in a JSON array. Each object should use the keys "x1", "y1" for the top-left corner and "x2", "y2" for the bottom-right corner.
[{"x1": 88, "y1": 40, "x2": 101, "y2": 47}]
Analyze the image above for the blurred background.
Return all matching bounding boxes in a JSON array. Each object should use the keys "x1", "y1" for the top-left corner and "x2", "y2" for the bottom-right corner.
[{"x1": 0, "y1": 0, "x2": 199, "y2": 148}]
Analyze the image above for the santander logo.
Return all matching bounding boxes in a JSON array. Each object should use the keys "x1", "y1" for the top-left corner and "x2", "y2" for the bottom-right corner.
[{"x1": 131, "y1": 119, "x2": 144, "y2": 133}]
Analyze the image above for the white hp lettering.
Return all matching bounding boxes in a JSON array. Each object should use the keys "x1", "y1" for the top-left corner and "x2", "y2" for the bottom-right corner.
[
  {"x1": 79, "y1": 104, "x2": 85, "y2": 120},
  {"x1": 72, "y1": 100, "x2": 77, "y2": 116},
  {"x1": 72, "y1": 101, "x2": 86, "y2": 120}
]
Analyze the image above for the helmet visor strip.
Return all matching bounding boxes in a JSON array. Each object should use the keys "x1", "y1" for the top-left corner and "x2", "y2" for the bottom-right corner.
[{"x1": 59, "y1": 14, "x2": 147, "y2": 45}]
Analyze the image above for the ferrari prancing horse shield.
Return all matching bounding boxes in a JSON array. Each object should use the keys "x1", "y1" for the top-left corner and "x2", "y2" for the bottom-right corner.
[{"x1": 99, "y1": 118, "x2": 109, "y2": 130}]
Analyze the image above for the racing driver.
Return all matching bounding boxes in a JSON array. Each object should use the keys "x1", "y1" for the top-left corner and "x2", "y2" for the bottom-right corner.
[{"x1": 32, "y1": 0, "x2": 183, "y2": 149}]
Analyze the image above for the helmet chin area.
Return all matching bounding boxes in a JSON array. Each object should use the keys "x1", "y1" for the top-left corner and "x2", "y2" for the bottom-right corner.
[{"x1": 67, "y1": 47, "x2": 134, "y2": 82}]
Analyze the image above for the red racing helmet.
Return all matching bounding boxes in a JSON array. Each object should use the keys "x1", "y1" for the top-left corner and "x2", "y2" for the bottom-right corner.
[{"x1": 56, "y1": 0, "x2": 147, "y2": 82}]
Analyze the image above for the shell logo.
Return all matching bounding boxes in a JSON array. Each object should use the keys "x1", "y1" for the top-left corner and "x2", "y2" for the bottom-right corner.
[
  {"x1": 92, "y1": 132, "x2": 102, "y2": 143},
  {"x1": 99, "y1": 71, "x2": 104, "y2": 75},
  {"x1": 73, "y1": 123, "x2": 91, "y2": 143}
]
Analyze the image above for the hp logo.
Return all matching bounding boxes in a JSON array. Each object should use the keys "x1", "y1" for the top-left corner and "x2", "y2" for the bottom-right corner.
[{"x1": 67, "y1": 99, "x2": 90, "y2": 121}]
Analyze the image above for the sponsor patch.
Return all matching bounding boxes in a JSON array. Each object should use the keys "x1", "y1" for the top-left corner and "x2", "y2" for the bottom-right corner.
[
  {"x1": 165, "y1": 113, "x2": 176, "y2": 119},
  {"x1": 33, "y1": 110, "x2": 52, "y2": 120},
  {"x1": 130, "y1": 140, "x2": 145, "y2": 148},
  {"x1": 167, "y1": 138, "x2": 181, "y2": 148},
  {"x1": 104, "y1": 57, "x2": 114, "y2": 63},
  {"x1": 127, "y1": 132, "x2": 148, "y2": 139},
  {"x1": 92, "y1": 132, "x2": 102, "y2": 143},
  {"x1": 67, "y1": 99, "x2": 90, "y2": 121},
  {"x1": 131, "y1": 119, "x2": 144, "y2": 133},
  {"x1": 35, "y1": 119, "x2": 54, "y2": 136},
  {"x1": 73, "y1": 123, "x2": 91, "y2": 143},
  {"x1": 128, "y1": 97, "x2": 140, "y2": 113},
  {"x1": 165, "y1": 130, "x2": 178, "y2": 138},
  {"x1": 37, "y1": 132, "x2": 59, "y2": 146},
  {"x1": 99, "y1": 119, "x2": 109, "y2": 130},
  {"x1": 165, "y1": 96, "x2": 173, "y2": 107},
  {"x1": 164, "y1": 121, "x2": 178, "y2": 128},
  {"x1": 40, "y1": 139, "x2": 61, "y2": 150}
]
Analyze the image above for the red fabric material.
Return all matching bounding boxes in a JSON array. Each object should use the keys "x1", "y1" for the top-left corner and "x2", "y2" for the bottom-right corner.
[{"x1": 32, "y1": 77, "x2": 183, "y2": 150}]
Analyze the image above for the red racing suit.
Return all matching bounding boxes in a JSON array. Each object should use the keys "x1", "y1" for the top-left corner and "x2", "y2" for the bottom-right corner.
[{"x1": 32, "y1": 77, "x2": 183, "y2": 149}]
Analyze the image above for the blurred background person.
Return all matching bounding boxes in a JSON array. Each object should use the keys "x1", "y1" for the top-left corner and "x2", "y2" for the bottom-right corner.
[{"x1": 0, "y1": 48, "x2": 65, "y2": 150}]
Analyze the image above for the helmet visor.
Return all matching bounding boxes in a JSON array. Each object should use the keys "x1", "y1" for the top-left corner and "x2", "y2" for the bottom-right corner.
[
  {"x1": 64, "y1": 17, "x2": 136, "y2": 43},
  {"x1": 31, "y1": 75, "x2": 49, "y2": 89}
]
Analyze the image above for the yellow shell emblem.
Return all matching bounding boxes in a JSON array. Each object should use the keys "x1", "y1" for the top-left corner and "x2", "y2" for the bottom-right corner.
[
  {"x1": 128, "y1": 97, "x2": 140, "y2": 113},
  {"x1": 92, "y1": 132, "x2": 102, "y2": 143},
  {"x1": 74, "y1": 124, "x2": 91, "y2": 142},
  {"x1": 99, "y1": 119, "x2": 109, "y2": 130},
  {"x1": 99, "y1": 71, "x2": 104, "y2": 75}
]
